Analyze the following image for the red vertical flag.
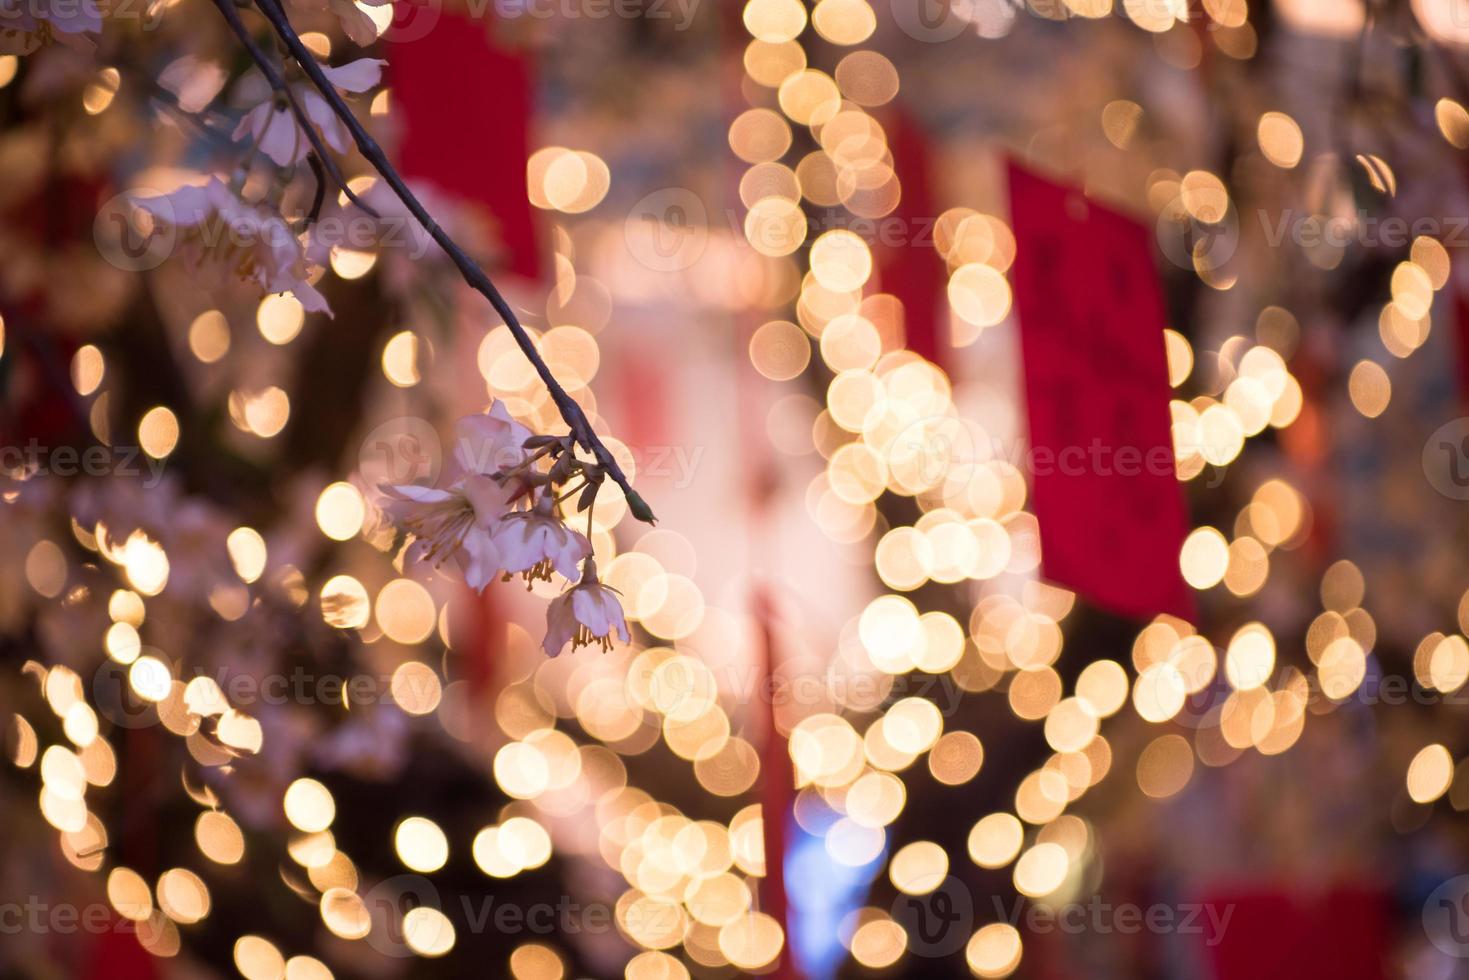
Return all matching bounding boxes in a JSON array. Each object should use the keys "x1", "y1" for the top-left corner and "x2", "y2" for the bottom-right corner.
[
  {"x1": 389, "y1": 8, "x2": 541, "y2": 281},
  {"x1": 753, "y1": 587, "x2": 798, "y2": 980},
  {"x1": 874, "y1": 104, "x2": 946, "y2": 369},
  {"x1": 1006, "y1": 160, "x2": 1195, "y2": 623}
]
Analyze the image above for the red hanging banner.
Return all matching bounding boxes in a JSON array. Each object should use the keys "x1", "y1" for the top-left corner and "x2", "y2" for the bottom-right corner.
[
  {"x1": 1006, "y1": 160, "x2": 1195, "y2": 623},
  {"x1": 753, "y1": 586, "x2": 798, "y2": 980},
  {"x1": 389, "y1": 8, "x2": 541, "y2": 281},
  {"x1": 874, "y1": 104, "x2": 946, "y2": 370}
]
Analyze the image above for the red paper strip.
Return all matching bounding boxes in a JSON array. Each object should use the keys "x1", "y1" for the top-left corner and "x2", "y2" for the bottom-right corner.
[
  {"x1": 1006, "y1": 160, "x2": 1195, "y2": 623},
  {"x1": 753, "y1": 587, "x2": 797, "y2": 980},
  {"x1": 84, "y1": 921, "x2": 158, "y2": 980},
  {"x1": 874, "y1": 104, "x2": 946, "y2": 369},
  {"x1": 1201, "y1": 883, "x2": 1387, "y2": 980},
  {"x1": 1455, "y1": 285, "x2": 1469, "y2": 407},
  {"x1": 389, "y1": 7, "x2": 541, "y2": 281}
]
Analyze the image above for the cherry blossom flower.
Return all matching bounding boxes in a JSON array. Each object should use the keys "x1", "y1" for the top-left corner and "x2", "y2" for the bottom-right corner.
[
  {"x1": 452, "y1": 401, "x2": 533, "y2": 478},
  {"x1": 232, "y1": 58, "x2": 386, "y2": 168},
  {"x1": 490, "y1": 493, "x2": 590, "y2": 585},
  {"x1": 0, "y1": 0, "x2": 102, "y2": 55},
  {"x1": 131, "y1": 177, "x2": 330, "y2": 313},
  {"x1": 381, "y1": 402, "x2": 540, "y2": 588},
  {"x1": 380, "y1": 476, "x2": 510, "y2": 590},
  {"x1": 543, "y1": 560, "x2": 630, "y2": 656}
]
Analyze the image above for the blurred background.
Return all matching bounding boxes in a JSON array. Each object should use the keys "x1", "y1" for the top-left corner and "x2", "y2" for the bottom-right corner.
[{"x1": 3, "y1": 0, "x2": 1469, "y2": 977}]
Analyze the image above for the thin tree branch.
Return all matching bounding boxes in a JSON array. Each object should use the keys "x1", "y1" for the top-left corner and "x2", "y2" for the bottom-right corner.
[
  {"x1": 304, "y1": 152, "x2": 327, "y2": 226},
  {"x1": 247, "y1": 0, "x2": 655, "y2": 524},
  {"x1": 209, "y1": 0, "x2": 378, "y2": 218}
]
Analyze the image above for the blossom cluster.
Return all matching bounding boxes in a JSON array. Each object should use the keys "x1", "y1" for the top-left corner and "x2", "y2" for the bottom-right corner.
[{"x1": 379, "y1": 402, "x2": 631, "y2": 656}]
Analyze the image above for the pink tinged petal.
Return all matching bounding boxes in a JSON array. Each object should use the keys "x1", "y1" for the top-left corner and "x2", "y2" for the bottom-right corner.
[
  {"x1": 454, "y1": 410, "x2": 530, "y2": 475},
  {"x1": 287, "y1": 279, "x2": 332, "y2": 316},
  {"x1": 158, "y1": 56, "x2": 228, "y2": 114},
  {"x1": 552, "y1": 528, "x2": 591, "y2": 582},
  {"x1": 459, "y1": 529, "x2": 502, "y2": 591},
  {"x1": 256, "y1": 107, "x2": 307, "y2": 167},
  {"x1": 231, "y1": 102, "x2": 266, "y2": 143},
  {"x1": 542, "y1": 596, "x2": 578, "y2": 656},
  {"x1": 319, "y1": 57, "x2": 387, "y2": 93},
  {"x1": 486, "y1": 400, "x2": 534, "y2": 448},
  {"x1": 571, "y1": 587, "x2": 611, "y2": 637},
  {"x1": 133, "y1": 183, "x2": 212, "y2": 227},
  {"x1": 454, "y1": 413, "x2": 511, "y2": 474},
  {"x1": 301, "y1": 89, "x2": 352, "y2": 155},
  {"x1": 458, "y1": 475, "x2": 513, "y2": 525},
  {"x1": 332, "y1": 1, "x2": 382, "y2": 47},
  {"x1": 231, "y1": 68, "x2": 273, "y2": 106},
  {"x1": 522, "y1": 521, "x2": 557, "y2": 570},
  {"x1": 595, "y1": 588, "x2": 629, "y2": 642},
  {"x1": 383, "y1": 484, "x2": 454, "y2": 503},
  {"x1": 203, "y1": 176, "x2": 248, "y2": 215},
  {"x1": 493, "y1": 518, "x2": 539, "y2": 573}
]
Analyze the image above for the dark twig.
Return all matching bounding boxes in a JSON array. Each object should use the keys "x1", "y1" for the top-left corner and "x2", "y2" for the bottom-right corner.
[
  {"x1": 304, "y1": 152, "x2": 327, "y2": 226},
  {"x1": 247, "y1": 0, "x2": 655, "y2": 524},
  {"x1": 209, "y1": 0, "x2": 378, "y2": 218}
]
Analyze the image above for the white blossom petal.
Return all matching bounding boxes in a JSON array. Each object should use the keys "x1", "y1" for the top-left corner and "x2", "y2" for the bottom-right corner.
[
  {"x1": 319, "y1": 58, "x2": 387, "y2": 93},
  {"x1": 543, "y1": 594, "x2": 578, "y2": 656}
]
